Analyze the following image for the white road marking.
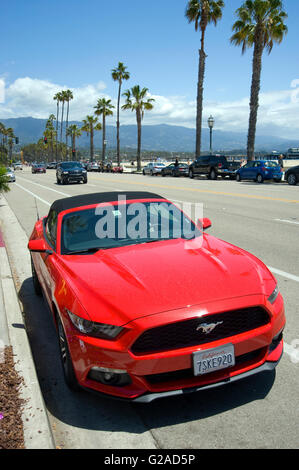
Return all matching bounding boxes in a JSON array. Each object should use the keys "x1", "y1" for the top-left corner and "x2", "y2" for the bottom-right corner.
[
  {"x1": 284, "y1": 341, "x2": 299, "y2": 364},
  {"x1": 274, "y1": 218, "x2": 299, "y2": 226},
  {"x1": 268, "y1": 266, "x2": 299, "y2": 283},
  {"x1": 17, "y1": 176, "x2": 70, "y2": 197},
  {"x1": 14, "y1": 183, "x2": 51, "y2": 206}
]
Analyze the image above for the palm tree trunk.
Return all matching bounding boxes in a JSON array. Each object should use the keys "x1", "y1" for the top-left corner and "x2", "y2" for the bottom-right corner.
[
  {"x1": 66, "y1": 101, "x2": 70, "y2": 160},
  {"x1": 102, "y1": 115, "x2": 106, "y2": 165},
  {"x1": 136, "y1": 110, "x2": 142, "y2": 172},
  {"x1": 55, "y1": 101, "x2": 59, "y2": 161},
  {"x1": 196, "y1": 27, "x2": 207, "y2": 158},
  {"x1": 90, "y1": 126, "x2": 94, "y2": 162},
  {"x1": 247, "y1": 38, "x2": 263, "y2": 161},
  {"x1": 60, "y1": 102, "x2": 64, "y2": 159},
  {"x1": 116, "y1": 83, "x2": 121, "y2": 165}
]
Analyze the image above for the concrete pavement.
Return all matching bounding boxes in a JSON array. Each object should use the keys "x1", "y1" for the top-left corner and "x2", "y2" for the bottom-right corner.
[{"x1": 0, "y1": 196, "x2": 54, "y2": 449}]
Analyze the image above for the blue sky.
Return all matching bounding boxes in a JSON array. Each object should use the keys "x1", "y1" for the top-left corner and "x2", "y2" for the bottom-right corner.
[{"x1": 1, "y1": 0, "x2": 298, "y2": 138}]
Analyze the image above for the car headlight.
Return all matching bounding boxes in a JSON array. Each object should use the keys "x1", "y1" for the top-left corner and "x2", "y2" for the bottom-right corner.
[
  {"x1": 268, "y1": 285, "x2": 279, "y2": 304},
  {"x1": 66, "y1": 310, "x2": 125, "y2": 340},
  {"x1": 63, "y1": 171, "x2": 69, "y2": 174}
]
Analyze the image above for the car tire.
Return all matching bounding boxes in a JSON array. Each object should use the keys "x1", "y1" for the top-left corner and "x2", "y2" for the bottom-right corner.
[
  {"x1": 150, "y1": 170, "x2": 153, "y2": 176},
  {"x1": 210, "y1": 169, "x2": 217, "y2": 180},
  {"x1": 31, "y1": 256, "x2": 42, "y2": 296},
  {"x1": 189, "y1": 169, "x2": 194, "y2": 179},
  {"x1": 287, "y1": 173, "x2": 297, "y2": 186},
  {"x1": 256, "y1": 174, "x2": 264, "y2": 184},
  {"x1": 57, "y1": 316, "x2": 81, "y2": 392},
  {"x1": 143, "y1": 170, "x2": 145, "y2": 175},
  {"x1": 236, "y1": 173, "x2": 241, "y2": 182},
  {"x1": 83, "y1": 178, "x2": 87, "y2": 184},
  {"x1": 56, "y1": 177, "x2": 60, "y2": 185}
]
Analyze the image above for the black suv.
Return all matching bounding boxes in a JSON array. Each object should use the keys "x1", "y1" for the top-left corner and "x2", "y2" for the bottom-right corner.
[
  {"x1": 189, "y1": 155, "x2": 241, "y2": 180},
  {"x1": 56, "y1": 161, "x2": 87, "y2": 185}
]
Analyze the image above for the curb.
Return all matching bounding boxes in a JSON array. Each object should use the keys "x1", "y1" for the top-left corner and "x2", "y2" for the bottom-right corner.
[{"x1": 0, "y1": 195, "x2": 55, "y2": 449}]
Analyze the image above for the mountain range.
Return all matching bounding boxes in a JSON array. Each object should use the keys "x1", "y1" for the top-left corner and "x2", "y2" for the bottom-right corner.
[{"x1": 1, "y1": 117, "x2": 297, "y2": 153}]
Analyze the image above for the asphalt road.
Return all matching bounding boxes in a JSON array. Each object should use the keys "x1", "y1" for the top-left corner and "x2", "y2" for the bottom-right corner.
[{"x1": 3, "y1": 167, "x2": 299, "y2": 449}]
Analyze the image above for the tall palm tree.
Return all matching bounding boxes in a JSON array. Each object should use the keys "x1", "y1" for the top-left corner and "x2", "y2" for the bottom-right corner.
[
  {"x1": 121, "y1": 86, "x2": 155, "y2": 172},
  {"x1": 111, "y1": 62, "x2": 130, "y2": 165},
  {"x1": 60, "y1": 90, "x2": 67, "y2": 157},
  {"x1": 66, "y1": 124, "x2": 82, "y2": 160},
  {"x1": 185, "y1": 0, "x2": 224, "y2": 157},
  {"x1": 231, "y1": 0, "x2": 287, "y2": 160},
  {"x1": 53, "y1": 92, "x2": 62, "y2": 161},
  {"x1": 64, "y1": 89, "x2": 74, "y2": 154},
  {"x1": 81, "y1": 116, "x2": 102, "y2": 162},
  {"x1": 94, "y1": 98, "x2": 114, "y2": 165}
]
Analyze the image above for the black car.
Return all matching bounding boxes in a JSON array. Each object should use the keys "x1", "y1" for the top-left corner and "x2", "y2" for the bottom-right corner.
[
  {"x1": 161, "y1": 163, "x2": 189, "y2": 177},
  {"x1": 56, "y1": 161, "x2": 87, "y2": 185},
  {"x1": 285, "y1": 165, "x2": 299, "y2": 186},
  {"x1": 189, "y1": 155, "x2": 241, "y2": 180}
]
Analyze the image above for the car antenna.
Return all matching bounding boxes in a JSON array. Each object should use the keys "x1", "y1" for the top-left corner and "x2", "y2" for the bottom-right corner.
[{"x1": 34, "y1": 198, "x2": 40, "y2": 221}]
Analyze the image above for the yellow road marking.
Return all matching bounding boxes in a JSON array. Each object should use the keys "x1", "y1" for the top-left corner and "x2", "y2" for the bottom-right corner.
[{"x1": 89, "y1": 175, "x2": 299, "y2": 204}]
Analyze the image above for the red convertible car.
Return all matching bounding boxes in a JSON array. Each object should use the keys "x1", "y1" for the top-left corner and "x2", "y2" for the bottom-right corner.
[{"x1": 28, "y1": 191, "x2": 285, "y2": 402}]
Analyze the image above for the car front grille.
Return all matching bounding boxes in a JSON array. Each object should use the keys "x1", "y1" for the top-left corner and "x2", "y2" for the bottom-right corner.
[{"x1": 130, "y1": 307, "x2": 270, "y2": 355}]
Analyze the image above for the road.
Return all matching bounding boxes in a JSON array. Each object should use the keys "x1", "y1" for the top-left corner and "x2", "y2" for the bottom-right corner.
[{"x1": 2, "y1": 167, "x2": 299, "y2": 449}]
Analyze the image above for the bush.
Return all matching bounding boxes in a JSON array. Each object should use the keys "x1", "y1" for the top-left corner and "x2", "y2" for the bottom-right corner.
[{"x1": 0, "y1": 166, "x2": 10, "y2": 193}]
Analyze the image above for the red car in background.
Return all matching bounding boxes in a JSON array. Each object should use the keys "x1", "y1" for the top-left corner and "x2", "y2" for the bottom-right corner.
[
  {"x1": 28, "y1": 192, "x2": 285, "y2": 402},
  {"x1": 111, "y1": 165, "x2": 123, "y2": 173},
  {"x1": 32, "y1": 164, "x2": 46, "y2": 174}
]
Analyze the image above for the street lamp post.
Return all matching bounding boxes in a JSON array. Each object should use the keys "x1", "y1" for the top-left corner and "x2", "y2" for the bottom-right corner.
[{"x1": 208, "y1": 115, "x2": 215, "y2": 155}]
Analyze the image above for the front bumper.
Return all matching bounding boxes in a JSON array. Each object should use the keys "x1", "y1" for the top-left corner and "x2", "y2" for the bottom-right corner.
[{"x1": 63, "y1": 294, "x2": 285, "y2": 402}]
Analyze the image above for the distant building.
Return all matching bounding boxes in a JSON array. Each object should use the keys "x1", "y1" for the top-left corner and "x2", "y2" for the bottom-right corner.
[{"x1": 286, "y1": 148, "x2": 299, "y2": 159}]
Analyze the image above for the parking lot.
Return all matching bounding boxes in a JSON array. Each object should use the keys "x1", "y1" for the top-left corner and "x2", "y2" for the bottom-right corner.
[{"x1": 1, "y1": 166, "x2": 299, "y2": 449}]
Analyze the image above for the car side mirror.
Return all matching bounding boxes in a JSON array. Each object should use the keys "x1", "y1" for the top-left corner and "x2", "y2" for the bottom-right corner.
[
  {"x1": 28, "y1": 239, "x2": 53, "y2": 254},
  {"x1": 197, "y1": 218, "x2": 212, "y2": 231}
]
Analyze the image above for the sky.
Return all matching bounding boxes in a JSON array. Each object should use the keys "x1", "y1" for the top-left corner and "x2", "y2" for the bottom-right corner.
[{"x1": 0, "y1": 0, "x2": 298, "y2": 139}]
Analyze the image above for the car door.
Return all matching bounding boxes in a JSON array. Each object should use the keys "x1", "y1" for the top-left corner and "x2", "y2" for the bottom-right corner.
[
  {"x1": 240, "y1": 162, "x2": 255, "y2": 179},
  {"x1": 167, "y1": 163, "x2": 175, "y2": 175}
]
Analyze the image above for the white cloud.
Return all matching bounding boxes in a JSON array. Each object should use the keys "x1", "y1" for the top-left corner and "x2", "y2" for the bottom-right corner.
[{"x1": 0, "y1": 76, "x2": 299, "y2": 139}]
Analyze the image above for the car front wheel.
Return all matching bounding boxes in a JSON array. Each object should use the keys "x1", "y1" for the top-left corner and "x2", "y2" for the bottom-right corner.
[
  {"x1": 236, "y1": 173, "x2": 241, "y2": 182},
  {"x1": 57, "y1": 317, "x2": 80, "y2": 392},
  {"x1": 256, "y1": 174, "x2": 264, "y2": 184},
  {"x1": 189, "y1": 169, "x2": 194, "y2": 179}
]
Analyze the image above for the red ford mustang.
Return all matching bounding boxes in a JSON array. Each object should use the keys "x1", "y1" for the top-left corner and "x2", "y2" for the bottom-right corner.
[{"x1": 28, "y1": 191, "x2": 285, "y2": 402}]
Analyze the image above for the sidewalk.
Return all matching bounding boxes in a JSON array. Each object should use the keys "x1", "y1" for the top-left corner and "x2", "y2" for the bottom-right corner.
[{"x1": 0, "y1": 195, "x2": 54, "y2": 449}]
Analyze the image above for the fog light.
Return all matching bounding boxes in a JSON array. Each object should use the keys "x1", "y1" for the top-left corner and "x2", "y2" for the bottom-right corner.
[
  {"x1": 88, "y1": 367, "x2": 132, "y2": 387},
  {"x1": 269, "y1": 329, "x2": 283, "y2": 352}
]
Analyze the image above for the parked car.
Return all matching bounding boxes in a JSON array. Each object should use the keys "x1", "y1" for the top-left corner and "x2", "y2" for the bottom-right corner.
[
  {"x1": 87, "y1": 162, "x2": 99, "y2": 172},
  {"x1": 6, "y1": 167, "x2": 16, "y2": 182},
  {"x1": 161, "y1": 163, "x2": 189, "y2": 177},
  {"x1": 143, "y1": 162, "x2": 166, "y2": 175},
  {"x1": 13, "y1": 162, "x2": 22, "y2": 171},
  {"x1": 47, "y1": 162, "x2": 57, "y2": 169},
  {"x1": 32, "y1": 164, "x2": 46, "y2": 174},
  {"x1": 189, "y1": 155, "x2": 241, "y2": 180},
  {"x1": 285, "y1": 165, "x2": 299, "y2": 186},
  {"x1": 236, "y1": 160, "x2": 283, "y2": 183},
  {"x1": 56, "y1": 161, "x2": 87, "y2": 185},
  {"x1": 28, "y1": 191, "x2": 285, "y2": 402},
  {"x1": 111, "y1": 165, "x2": 123, "y2": 173}
]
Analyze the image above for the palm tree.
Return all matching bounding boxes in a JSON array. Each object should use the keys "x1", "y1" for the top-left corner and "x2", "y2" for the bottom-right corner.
[
  {"x1": 231, "y1": 0, "x2": 287, "y2": 160},
  {"x1": 64, "y1": 89, "x2": 74, "y2": 155},
  {"x1": 81, "y1": 116, "x2": 102, "y2": 162},
  {"x1": 111, "y1": 62, "x2": 130, "y2": 165},
  {"x1": 94, "y1": 98, "x2": 114, "y2": 165},
  {"x1": 66, "y1": 124, "x2": 82, "y2": 160},
  {"x1": 59, "y1": 91, "x2": 67, "y2": 157},
  {"x1": 121, "y1": 86, "x2": 155, "y2": 172},
  {"x1": 53, "y1": 92, "x2": 61, "y2": 161},
  {"x1": 185, "y1": 0, "x2": 224, "y2": 157}
]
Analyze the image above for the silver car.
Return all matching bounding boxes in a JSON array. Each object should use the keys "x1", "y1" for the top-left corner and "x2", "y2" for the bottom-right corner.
[
  {"x1": 143, "y1": 162, "x2": 166, "y2": 175},
  {"x1": 6, "y1": 167, "x2": 16, "y2": 182}
]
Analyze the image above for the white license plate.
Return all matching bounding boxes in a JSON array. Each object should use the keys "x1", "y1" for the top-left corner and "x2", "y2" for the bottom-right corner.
[{"x1": 193, "y1": 344, "x2": 235, "y2": 376}]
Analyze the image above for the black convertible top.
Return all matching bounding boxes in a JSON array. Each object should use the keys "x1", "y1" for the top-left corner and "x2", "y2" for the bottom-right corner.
[{"x1": 50, "y1": 191, "x2": 166, "y2": 214}]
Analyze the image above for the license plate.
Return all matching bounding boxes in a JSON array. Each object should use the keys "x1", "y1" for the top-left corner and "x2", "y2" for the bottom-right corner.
[{"x1": 193, "y1": 344, "x2": 235, "y2": 376}]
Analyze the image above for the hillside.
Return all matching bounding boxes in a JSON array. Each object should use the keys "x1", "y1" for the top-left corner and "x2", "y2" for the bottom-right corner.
[{"x1": 0, "y1": 117, "x2": 297, "y2": 153}]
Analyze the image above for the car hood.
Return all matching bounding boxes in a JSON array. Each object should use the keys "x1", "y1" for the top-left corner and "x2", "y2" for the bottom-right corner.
[{"x1": 58, "y1": 235, "x2": 275, "y2": 325}]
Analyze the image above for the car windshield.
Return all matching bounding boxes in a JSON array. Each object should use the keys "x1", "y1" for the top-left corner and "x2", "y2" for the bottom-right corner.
[
  {"x1": 60, "y1": 162, "x2": 83, "y2": 169},
  {"x1": 264, "y1": 161, "x2": 279, "y2": 168},
  {"x1": 61, "y1": 201, "x2": 201, "y2": 254}
]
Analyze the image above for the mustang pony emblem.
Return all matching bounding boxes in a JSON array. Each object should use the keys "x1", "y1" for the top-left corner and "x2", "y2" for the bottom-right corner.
[{"x1": 196, "y1": 321, "x2": 223, "y2": 334}]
